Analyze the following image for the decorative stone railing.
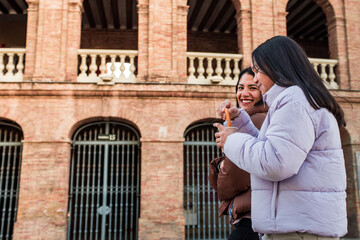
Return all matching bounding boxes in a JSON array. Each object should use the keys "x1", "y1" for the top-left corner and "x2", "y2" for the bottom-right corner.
[
  {"x1": 77, "y1": 49, "x2": 138, "y2": 84},
  {"x1": 187, "y1": 52, "x2": 243, "y2": 85},
  {"x1": 186, "y1": 53, "x2": 339, "y2": 89},
  {"x1": 0, "y1": 48, "x2": 25, "y2": 82},
  {"x1": 309, "y1": 58, "x2": 339, "y2": 89}
]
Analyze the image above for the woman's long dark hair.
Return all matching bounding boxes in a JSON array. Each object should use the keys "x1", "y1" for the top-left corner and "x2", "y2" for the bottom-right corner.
[
  {"x1": 252, "y1": 36, "x2": 345, "y2": 127},
  {"x1": 235, "y1": 67, "x2": 263, "y2": 108}
]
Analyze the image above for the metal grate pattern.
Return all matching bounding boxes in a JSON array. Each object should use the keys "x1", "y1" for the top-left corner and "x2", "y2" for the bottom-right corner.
[
  {"x1": 67, "y1": 121, "x2": 140, "y2": 240},
  {"x1": 184, "y1": 122, "x2": 231, "y2": 240},
  {"x1": 0, "y1": 122, "x2": 23, "y2": 240}
]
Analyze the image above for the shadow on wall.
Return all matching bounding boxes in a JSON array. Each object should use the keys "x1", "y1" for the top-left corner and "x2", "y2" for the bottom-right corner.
[{"x1": 341, "y1": 127, "x2": 360, "y2": 238}]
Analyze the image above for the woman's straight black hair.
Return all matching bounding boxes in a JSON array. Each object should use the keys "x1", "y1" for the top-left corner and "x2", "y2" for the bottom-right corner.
[
  {"x1": 252, "y1": 36, "x2": 345, "y2": 127},
  {"x1": 235, "y1": 67, "x2": 263, "y2": 108}
]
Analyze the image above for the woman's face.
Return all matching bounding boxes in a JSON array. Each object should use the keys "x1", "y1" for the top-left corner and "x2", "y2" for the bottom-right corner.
[
  {"x1": 251, "y1": 63, "x2": 274, "y2": 95},
  {"x1": 236, "y1": 73, "x2": 262, "y2": 111}
]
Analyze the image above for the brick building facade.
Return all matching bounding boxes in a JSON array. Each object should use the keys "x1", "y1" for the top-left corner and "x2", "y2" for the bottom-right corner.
[{"x1": 0, "y1": 0, "x2": 359, "y2": 239}]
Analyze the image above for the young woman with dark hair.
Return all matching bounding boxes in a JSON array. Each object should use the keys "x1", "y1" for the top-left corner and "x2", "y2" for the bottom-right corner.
[
  {"x1": 209, "y1": 67, "x2": 267, "y2": 240},
  {"x1": 214, "y1": 36, "x2": 347, "y2": 240}
]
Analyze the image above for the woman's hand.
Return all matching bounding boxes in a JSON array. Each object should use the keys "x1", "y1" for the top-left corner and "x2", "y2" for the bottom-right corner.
[
  {"x1": 213, "y1": 123, "x2": 238, "y2": 148},
  {"x1": 217, "y1": 100, "x2": 239, "y2": 121}
]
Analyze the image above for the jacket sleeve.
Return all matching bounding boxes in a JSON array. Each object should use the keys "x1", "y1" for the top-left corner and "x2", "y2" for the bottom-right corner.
[
  {"x1": 224, "y1": 101, "x2": 315, "y2": 181},
  {"x1": 231, "y1": 109, "x2": 259, "y2": 137}
]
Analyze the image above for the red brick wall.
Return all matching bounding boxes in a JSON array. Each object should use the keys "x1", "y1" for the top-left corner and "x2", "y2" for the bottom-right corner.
[{"x1": 2, "y1": 0, "x2": 359, "y2": 239}]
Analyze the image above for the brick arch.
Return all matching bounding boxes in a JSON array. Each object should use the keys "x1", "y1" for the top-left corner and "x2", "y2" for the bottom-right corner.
[
  {"x1": 279, "y1": 0, "x2": 345, "y2": 18},
  {"x1": 68, "y1": 116, "x2": 141, "y2": 140},
  {"x1": 230, "y1": 0, "x2": 241, "y2": 12},
  {"x1": 0, "y1": 117, "x2": 24, "y2": 133},
  {"x1": 0, "y1": 116, "x2": 27, "y2": 139}
]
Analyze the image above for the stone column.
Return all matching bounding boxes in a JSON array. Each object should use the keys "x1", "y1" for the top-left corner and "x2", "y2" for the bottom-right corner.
[
  {"x1": 137, "y1": 0, "x2": 188, "y2": 83},
  {"x1": 23, "y1": 0, "x2": 82, "y2": 82}
]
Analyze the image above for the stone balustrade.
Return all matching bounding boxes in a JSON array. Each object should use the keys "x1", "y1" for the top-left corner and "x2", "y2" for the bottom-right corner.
[
  {"x1": 187, "y1": 52, "x2": 243, "y2": 85},
  {"x1": 187, "y1": 53, "x2": 339, "y2": 89},
  {"x1": 0, "y1": 48, "x2": 25, "y2": 82},
  {"x1": 309, "y1": 58, "x2": 339, "y2": 89},
  {"x1": 0, "y1": 49, "x2": 338, "y2": 89},
  {"x1": 77, "y1": 49, "x2": 138, "y2": 84}
]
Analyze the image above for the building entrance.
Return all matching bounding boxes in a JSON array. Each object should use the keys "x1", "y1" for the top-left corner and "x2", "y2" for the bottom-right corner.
[{"x1": 67, "y1": 121, "x2": 140, "y2": 240}]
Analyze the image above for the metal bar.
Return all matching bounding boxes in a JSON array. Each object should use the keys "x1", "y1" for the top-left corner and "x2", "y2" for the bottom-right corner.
[
  {"x1": 124, "y1": 132, "x2": 130, "y2": 240},
  {"x1": 184, "y1": 141, "x2": 217, "y2": 146},
  {"x1": 108, "y1": 143, "x2": 115, "y2": 240},
  {"x1": 13, "y1": 140, "x2": 22, "y2": 223},
  {"x1": 206, "y1": 130, "x2": 211, "y2": 239},
  {"x1": 211, "y1": 142, "x2": 216, "y2": 239},
  {"x1": 74, "y1": 141, "x2": 139, "y2": 145},
  {"x1": 84, "y1": 138, "x2": 93, "y2": 240},
  {"x1": 89, "y1": 144, "x2": 98, "y2": 239},
  {"x1": 67, "y1": 145, "x2": 76, "y2": 240},
  {"x1": 119, "y1": 131, "x2": 125, "y2": 240},
  {"x1": 101, "y1": 142, "x2": 109, "y2": 240},
  {"x1": 201, "y1": 129, "x2": 206, "y2": 240},
  {"x1": 196, "y1": 130, "x2": 201, "y2": 240},
  {"x1": 130, "y1": 140, "x2": 136, "y2": 240},
  {"x1": 6, "y1": 133, "x2": 18, "y2": 238},
  {"x1": 186, "y1": 144, "x2": 190, "y2": 240},
  {"x1": 1, "y1": 131, "x2": 13, "y2": 237},
  {"x1": 114, "y1": 135, "x2": 120, "y2": 239},
  {"x1": 78, "y1": 140, "x2": 87, "y2": 239},
  {"x1": 135, "y1": 144, "x2": 140, "y2": 240},
  {"x1": 0, "y1": 129, "x2": 7, "y2": 227},
  {"x1": 95, "y1": 142, "x2": 102, "y2": 240},
  {"x1": 73, "y1": 143, "x2": 81, "y2": 239},
  {"x1": 191, "y1": 133, "x2": 196, "y2": 240},
  {"x1": 0, "y1": 142, "x2": 22, "y2": 146}
]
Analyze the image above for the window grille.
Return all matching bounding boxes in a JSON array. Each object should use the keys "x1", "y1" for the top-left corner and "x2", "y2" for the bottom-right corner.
[
  {"x1": 183, "y1": 122, "x2": 231, "y2": 240},
  {"x1": 67, "y1": 121, "x2": 140, "y2": 240},
  {"x1": 0, "y1": 122, "x2": 23, "y2": 240}
]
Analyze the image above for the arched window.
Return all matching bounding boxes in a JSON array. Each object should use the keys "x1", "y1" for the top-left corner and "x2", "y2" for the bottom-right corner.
[
  {"x1": 183, "y1": 121, "x2": 230, "y2": 240},
  {"x1": 78, "y1": 0, "x2": 138, "y2": 83},
  {"x1": 0, "y1": 121, "x2": 23, "y2": 240},
  {"x1": 67, "y1": 121, "x2": 141, "y2": 240},
  {"x1": 286, "y1": 0, "x2": 339, "y2": 88},
  {"x1": 186, "y1": 0, "x2": 241, "y2": 85},
  {"x1": 0, "y1": 1, "x2": 27, "y2": 81},
  {"x1": 286, "y1": 0, "x2": 329, "y2": 58}
]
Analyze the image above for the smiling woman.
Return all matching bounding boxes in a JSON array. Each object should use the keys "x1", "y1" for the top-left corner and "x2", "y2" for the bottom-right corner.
[{"x1": 236, "y1": 67, "x2": 262, "y2": 111}]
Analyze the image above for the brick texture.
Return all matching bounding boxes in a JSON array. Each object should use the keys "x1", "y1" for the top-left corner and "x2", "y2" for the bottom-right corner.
[{"x1": 0, "y1": 0, "x2": 359, "y2": 239}]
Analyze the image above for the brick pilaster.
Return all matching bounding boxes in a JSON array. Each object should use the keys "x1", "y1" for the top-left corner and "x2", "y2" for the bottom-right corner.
[
  {"x1": 137, "y1": 0, "x2": 188, "y2": 82},
  {"x1": 23, "y1": 0, "x2": 82, "y2": 82}
]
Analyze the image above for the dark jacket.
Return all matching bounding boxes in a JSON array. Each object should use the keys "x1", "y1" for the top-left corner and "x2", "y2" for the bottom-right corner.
[{"x1": 208, "y1": 110, "x2": 267, "y2": 224}]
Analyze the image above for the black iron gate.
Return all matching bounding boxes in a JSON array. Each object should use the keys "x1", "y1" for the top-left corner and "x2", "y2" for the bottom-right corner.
[
  {"x1": 67, "y1": 121, "x2": 140, "y2": 240},
  {"x1": 0, "y1": 121, "x2": 23, "y2": 240},
  {"x1": 183, "y1": 122, "x2": 231, "y2": 240}
]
